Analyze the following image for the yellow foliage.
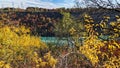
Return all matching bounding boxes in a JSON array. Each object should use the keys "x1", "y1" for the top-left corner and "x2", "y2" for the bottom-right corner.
[
  {"x1": 103, "y1": 57, "x2": 120, "y2": 68},
  {"x1": 103, "y1": 16, "x2": 110, "y2": 19},
  {"x1": 44, "y1": 52, "x2": 57, "y2": 68},
  {"x1": 0, "y1": 61, "x2": 11, "y2": 68},
  {"x1": 80, "y1": 35, "x2": 104, "y2": 65},
  {"x1": 33, "y1": 52, "x2": 57, "y2": 68},
  {"x1": 78, "y1": 15, "x2": 120, "y2": 67},
  {"x1": 110, "y1": 22, "x2": 116, "y2": 26},
  {"x1": 69, "y1": 27, "x2": 76, "y2": 35},
  {"x1": 84, "y1": 14, "x2": 91, "y2": 18},
  {"x1": 80, "y1": 35, "x2": 120, "y2": 67},
  {"x1": 0, "y1": 25, "x2": 51, "y2": 67}
]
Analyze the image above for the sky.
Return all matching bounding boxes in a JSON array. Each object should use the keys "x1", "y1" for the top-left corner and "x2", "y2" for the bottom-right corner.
[
  {"x1": 0, "y1": 0, "x2": 119, "y2": 9},
  {"x1": 0, "y1": 0, "x2": 75, "y2": 9}
]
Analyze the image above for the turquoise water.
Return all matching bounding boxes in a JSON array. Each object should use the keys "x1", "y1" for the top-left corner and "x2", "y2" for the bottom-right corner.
[
  {"x1": 40, "y1": 37, "x2": 86, "y2": 46},
  {"x1": 40, "y1": 36, "x2": 109, "y2": 44},
  {"x1": 99, "y1": 35, "x2": 109, "y2": 40},
  {"x1": 40, "y1": 36, "x2": 112, "y2": 45},
  {"x1": 40, "y1": 37, "x2": 68, "y2": 44}
]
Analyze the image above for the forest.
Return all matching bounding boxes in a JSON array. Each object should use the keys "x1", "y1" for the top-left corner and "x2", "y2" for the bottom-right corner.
[{"x1": 0, "y1": 0, "x2": 120, "y2": 68}]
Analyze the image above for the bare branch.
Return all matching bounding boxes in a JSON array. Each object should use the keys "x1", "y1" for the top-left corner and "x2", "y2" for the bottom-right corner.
[
  {"x1": 80, "y1": 0, "x2": 120, "y2": 12},
  {"x1": 115, "y1": 0, "x2": 120, "y2": 7}
]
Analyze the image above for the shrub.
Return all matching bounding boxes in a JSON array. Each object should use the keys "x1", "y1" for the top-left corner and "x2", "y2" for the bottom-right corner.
[{"x1": 0, "y1": 25, "x2": 57, "y2": 68}]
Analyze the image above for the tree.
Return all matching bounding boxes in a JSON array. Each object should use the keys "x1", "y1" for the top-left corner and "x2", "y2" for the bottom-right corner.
[
  {"x1": 55, "y1": 12, "x2": 74, "y2": 37},
  {"x1": 76, "y1": 0, "x2": 120, "y2": 12},
  {"x1": 74, "y1": 0, "x2": 82, "y2": 8},
  {"x1": 55, "y1": 11, "x2": 85, "y2": 50}
]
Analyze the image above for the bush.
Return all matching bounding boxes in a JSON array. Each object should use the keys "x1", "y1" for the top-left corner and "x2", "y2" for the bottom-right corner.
[{"x1": 0, "y1": 25, "x2": 57, "y2": 68}]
